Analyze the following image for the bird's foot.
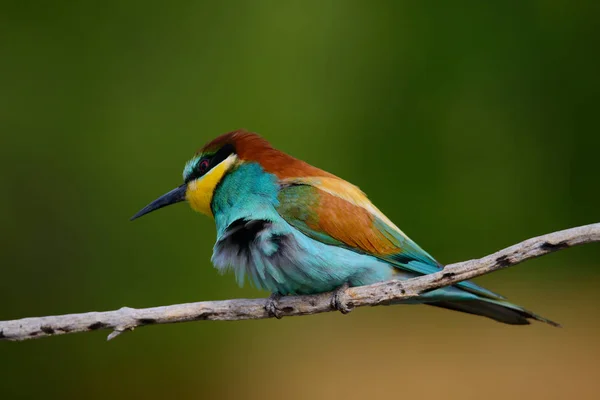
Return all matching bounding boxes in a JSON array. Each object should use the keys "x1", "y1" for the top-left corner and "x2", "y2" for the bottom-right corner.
[
  {"x1": 331, "y1": 282, "x2": 353, "y2": 314},
  {"x1": 265, "y1": 293, "x2": 283, "y2": 319}
]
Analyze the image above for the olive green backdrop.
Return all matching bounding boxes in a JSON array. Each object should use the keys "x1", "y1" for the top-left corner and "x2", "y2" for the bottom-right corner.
[{"x1": 1, "y1": 1, "x2": 599, "y2": 399}]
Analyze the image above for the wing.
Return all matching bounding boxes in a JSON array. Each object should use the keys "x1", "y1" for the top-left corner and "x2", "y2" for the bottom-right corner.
[{"x1": 276, "y1": 177, "x2": 501, "y2": 299}]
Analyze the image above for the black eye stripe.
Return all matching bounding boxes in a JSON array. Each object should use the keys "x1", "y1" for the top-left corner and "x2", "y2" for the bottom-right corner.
[
  {"x1": 209, "y1": 143, "x2": 235, "y2": 169},
  {"x1": 185, "y1": 143, "x2": 236, "y2": 183}
]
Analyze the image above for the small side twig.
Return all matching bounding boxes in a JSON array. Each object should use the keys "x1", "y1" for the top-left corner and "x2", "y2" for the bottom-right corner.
[{"x1": 1, "y1": 223, "x2": 598, "y2": 342}]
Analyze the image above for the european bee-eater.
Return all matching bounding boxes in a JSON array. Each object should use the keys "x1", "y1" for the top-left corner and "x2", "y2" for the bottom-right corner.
[{"x1": 132, "y1": 130, "x2": 558, "y2": 326}]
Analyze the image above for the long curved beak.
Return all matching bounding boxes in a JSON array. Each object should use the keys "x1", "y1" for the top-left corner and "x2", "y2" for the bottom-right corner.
[{"x1": 130, "y1": 184, "x2": 187, "y2": 221}]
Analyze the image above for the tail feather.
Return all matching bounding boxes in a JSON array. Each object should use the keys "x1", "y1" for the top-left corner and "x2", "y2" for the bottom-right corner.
[{"x1": 429, "y1": 299, "x2": 561, "y2": 327}]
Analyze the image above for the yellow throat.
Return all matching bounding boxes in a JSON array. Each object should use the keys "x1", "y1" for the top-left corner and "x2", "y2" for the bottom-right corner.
[{"x1": 185, "y1": 154, "x2": 238, "y2": 217}]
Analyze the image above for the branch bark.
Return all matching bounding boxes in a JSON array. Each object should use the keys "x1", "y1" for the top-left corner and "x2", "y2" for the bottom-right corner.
[{"x1": 1, "y1": 223, "x2": 598, "y2": 342}]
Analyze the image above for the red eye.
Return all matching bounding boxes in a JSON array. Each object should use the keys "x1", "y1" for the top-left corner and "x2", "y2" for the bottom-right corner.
[{"x1": 198, "y1": 159, "x2": 210, "y2": 173}]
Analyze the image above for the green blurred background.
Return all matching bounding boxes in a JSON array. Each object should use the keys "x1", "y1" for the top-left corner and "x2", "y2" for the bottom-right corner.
[{"x1": 1, "y1": 1, "x2": 599, "y2": 399}]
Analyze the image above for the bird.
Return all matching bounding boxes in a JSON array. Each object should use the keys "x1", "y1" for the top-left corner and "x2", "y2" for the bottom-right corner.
[{"x1": 131, "y1": 129, "x2": 559, "y2": 326}]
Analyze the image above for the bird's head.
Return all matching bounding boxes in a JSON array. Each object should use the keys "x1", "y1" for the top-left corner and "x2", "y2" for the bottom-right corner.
[
  {"x1": 131, "y1": 129, "x2": 332, "y2": 221},
  {"x1": 131, "y1": 131, "x2": 248, "y2": 220}
]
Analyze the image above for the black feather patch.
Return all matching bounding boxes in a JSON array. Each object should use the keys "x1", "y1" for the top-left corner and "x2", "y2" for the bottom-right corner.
[{"x1": 224, "y1": 219, "x2": 269, "y2": 247}]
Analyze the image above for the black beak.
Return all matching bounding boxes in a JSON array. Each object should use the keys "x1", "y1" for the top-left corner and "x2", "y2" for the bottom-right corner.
[{"x1": 130, "y1": 184, "x2": 187, "y2": 221}]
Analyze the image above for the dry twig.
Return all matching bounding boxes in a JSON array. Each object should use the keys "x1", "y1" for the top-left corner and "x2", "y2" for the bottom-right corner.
[{"x1": 1, "y1": 223, "x2": 598, "y2": 342}]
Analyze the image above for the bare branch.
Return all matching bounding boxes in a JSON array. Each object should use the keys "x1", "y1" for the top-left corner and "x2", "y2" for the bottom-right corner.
[{"x1": 1, "y1": 223, "x2": 598, "y2": 342}]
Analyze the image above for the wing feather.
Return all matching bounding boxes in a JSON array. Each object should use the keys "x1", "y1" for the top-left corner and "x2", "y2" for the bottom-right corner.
[{"x1": 276, "y1": 177, "x2": 502, "y2": 299}]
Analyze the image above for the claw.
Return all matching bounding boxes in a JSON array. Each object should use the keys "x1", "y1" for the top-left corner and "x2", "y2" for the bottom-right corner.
[
  {"x1": 265, "y1": 293, "x2": 283, "y2": 319},
  {"x1": 331, "y1": 282, "x2": 353, "y2": 314}
]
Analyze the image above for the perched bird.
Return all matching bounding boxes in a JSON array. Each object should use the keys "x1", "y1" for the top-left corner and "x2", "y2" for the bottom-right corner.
[{"x1": 132, "y1": 130, "x2": 558, "y2": 326}]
